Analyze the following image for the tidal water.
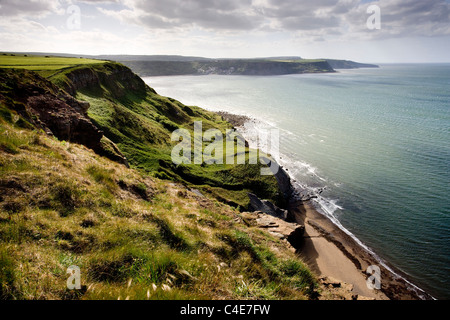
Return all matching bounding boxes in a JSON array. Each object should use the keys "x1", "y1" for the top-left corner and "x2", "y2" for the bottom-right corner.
[{"x1": 144, "y1": 64, "x2": 450, "y2": 299}]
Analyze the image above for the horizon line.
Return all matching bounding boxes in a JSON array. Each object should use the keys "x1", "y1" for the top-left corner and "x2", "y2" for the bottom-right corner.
[{"x1": 1, "y1": 51, "x2": 450, "y2": 65}]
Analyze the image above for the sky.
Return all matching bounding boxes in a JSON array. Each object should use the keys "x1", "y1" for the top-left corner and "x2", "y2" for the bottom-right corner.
[{"x1": 0, "y1": 0, "x2": 449, "y2": 63}]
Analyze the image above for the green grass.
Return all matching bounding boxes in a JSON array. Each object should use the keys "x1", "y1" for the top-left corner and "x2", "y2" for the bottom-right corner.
[
  {"x1": 0, "y1": 54, "x2": 106, "y2": 71},
  {"x1": 0, "y1": 57, "x2": 281, "y2": 211},
  {"x1": 0, "y1": 58, "x2": 326, "y2": 300},
  {"x1": 86, "y1": 165, "x2": 118, "y2": 192},
  {"x1": 0, "y1": 248, "x2": 18, "y2": 299},
  {"x1": 0, "y1": 118, "x2": 319, "y2": 300},
  {"x1": 58, "y1": 63, "x2": 283, "y2": 209}
]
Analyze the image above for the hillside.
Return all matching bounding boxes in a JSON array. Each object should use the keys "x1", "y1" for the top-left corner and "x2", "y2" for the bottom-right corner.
[
  {"x1": 0, "y1": 114, "x2": 320, "y2": 300},
  {"x1": 0, "y1": 55, "x2": 375, "y2": 301},
  {"x1": 324, "y1": 59, "x2": 379, "y2": 69},
  {"x1": 0, "y1": 55, "x2": 314, "y2": 300},
  {"x1": 0, "y1": 55, "x2": 285, "y2": 210}
]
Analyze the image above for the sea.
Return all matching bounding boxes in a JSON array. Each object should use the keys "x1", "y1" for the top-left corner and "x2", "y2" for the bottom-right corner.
[{"x1": 143, "y1": 64, "x2": 450, "y2": 299}]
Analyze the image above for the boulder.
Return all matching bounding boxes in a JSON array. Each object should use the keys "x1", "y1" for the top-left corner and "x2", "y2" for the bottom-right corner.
[
  {"x1": 248, "y1": 193, "x2": 288, "y2": 220},
  {"x1": 241, "y1": 211, "x2": 305, "y2": 249}
]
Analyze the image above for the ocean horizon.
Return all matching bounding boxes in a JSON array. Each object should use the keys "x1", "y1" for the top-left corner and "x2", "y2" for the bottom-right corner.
[{"x1": 144, "y1": 64, "x2": 450, "y2": 299}]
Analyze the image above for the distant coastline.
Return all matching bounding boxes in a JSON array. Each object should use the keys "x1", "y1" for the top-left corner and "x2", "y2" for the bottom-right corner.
[
  {"x1": 114, "y1": 56, "x2": 378, "y2": 77},
  {"x1": 1, "y1": 52, "x2": 378, "y2": 77}
]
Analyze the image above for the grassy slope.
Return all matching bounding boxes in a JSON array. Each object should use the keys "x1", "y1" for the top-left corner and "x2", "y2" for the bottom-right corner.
[
  {"x1": 0, "y1": 55, "x2": 283, "y2": 209},
  {"x1": 49, "y1": 62, "x2": 283, "y2": 209},
  {"x1": 0, "y1": 56, "x2": 320, "y2": 300},
  {"x1": 0, "y1": 108, "x2": 318, "y2": 300}
]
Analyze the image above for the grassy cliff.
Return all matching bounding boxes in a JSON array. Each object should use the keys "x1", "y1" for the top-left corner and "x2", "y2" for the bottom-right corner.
[
  {"x1": 0, "y1": 56, "x2": 320, "y2": 299},
  {"x1": 0, "y1": 55, "x2": 283, "y2": 210},
  {"x1": 0, "y1": 117, "x2": 318, "y2": 300}
]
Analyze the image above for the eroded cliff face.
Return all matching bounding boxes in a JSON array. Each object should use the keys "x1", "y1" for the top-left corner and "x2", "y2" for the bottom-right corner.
[
  {"x1": 61, "y1": 63, "x2": 154, "y2": 99},
  {"x1": 0, "y1": 68, "x2": 128, "y2": 166},
  {"x1": 1, "y1": 63, "x2": 286, "y2": 210},
  {"x1": 122, "y1": 59, "x2": 336, "y2": 77}
]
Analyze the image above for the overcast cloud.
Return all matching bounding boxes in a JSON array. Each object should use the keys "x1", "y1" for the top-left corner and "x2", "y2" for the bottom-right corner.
[
  {"x1": 95, "y1": 0, "x2": 450, "y2": 37},
  {"x1": 0, "y1": 0, "x2": 449, "y2": 62}
]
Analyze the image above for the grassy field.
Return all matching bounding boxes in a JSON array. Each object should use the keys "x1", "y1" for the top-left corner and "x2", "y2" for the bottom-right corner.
[{"x1": 0, "y1": 54, "x2": 106, "y2": 73}]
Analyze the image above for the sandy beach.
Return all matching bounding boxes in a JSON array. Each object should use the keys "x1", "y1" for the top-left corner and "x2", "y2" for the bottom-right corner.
[
  {"x1": 290, "y1": 199, "x2": 433, "y2": 300},
  {"x1": 290, "y1": 200, "x2": 387, "y2": 299}
]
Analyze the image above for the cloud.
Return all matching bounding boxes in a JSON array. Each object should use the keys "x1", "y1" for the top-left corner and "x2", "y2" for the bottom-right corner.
[
  {"x1": 0, "y1": 0, "x2": 449, "y2": 61},
  {"x1": 95, "y1": 0, "x2": 450, "y2": 39},
  {"x1": 99, "y1": 0, "x2": 264, "y2": 30},
  {"x1": 0, "y1": 16, "x2": 60, "y2": 34},
  {"x1": 342, "y1": 0, "x2": 450, "y2": 40},
  {"x1": 1, "y1": 0, "x2": 448, "y2": 39},
  {"x1": 0, "y1": 0, "x2": 64, "y2": 17}
]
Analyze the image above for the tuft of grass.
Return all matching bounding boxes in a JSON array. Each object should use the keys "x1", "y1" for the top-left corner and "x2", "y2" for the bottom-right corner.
[
  {"x1": 143, "y1": 215, "x2": 191, "y2": 252},
  {"x1": 128, "y1": 251, "x2": 178, "y2": 285},
  {"x1": 280, "y1": 259, "x2": 318, "y2": 297},
  {"x1": 86, "y1": 165, "x2": 117, "y2": 192},
  {"x1": 0, "y1": 127, "x2": 28, "y2": 154},
  {"x1": 0, "y1": 248, "x2": 17, "y2": 299},
  {"x1": 49, "y1": 181, "x2": 83, "y2": 217},
  {"x1": 234, "y1": 279, "x2": 280, "y2": 300}
]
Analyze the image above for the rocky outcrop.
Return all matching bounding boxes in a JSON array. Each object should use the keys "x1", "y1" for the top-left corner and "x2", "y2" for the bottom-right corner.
[
  {"x1": 25, "y1": 94, "x2": 103, "y2": 150},
  {"x1": 0, "y1": 68, "x2": 128, "y2": 166},
  {"x1": 319, "y1": 277, "x2": 375, "y2": 300},
  {"x1": 240, "y1": 211, "x2": 305, "y2": 250},
  {"x1": 216, "y1": 111, "x2": 251, "y2": 128},
  {"x1": 248, "y1": 193, "x2": 288, "y2": 220},
  {"x1": 274, "y1": 163, "x2": 294, "y2": 201},
  {"x1": 259, "y1": 157, "x2": 293, "y2": 202},
  {"x1": 291, "y1": 187, "x2": 324, "y2": 202}
]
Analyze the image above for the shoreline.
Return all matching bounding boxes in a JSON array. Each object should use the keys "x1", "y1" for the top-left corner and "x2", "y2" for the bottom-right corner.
[
  {"x1": 218, "y1": 111, "x2": 434, "y2": 300},
  {"x1": 290, "y1": 199, "x2": 433, "y2": 300}
]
